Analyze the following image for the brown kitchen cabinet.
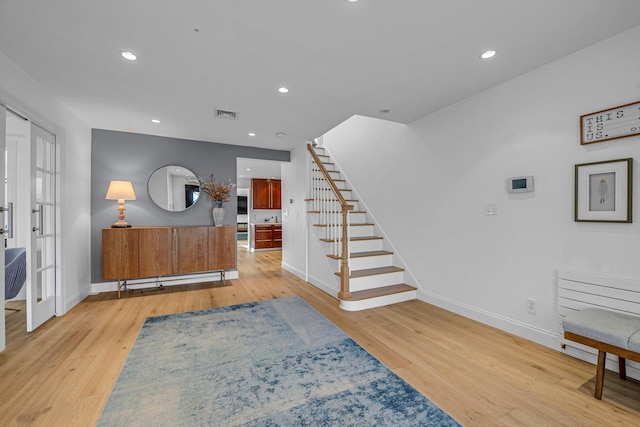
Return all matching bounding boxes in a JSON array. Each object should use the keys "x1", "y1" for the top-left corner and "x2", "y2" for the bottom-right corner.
[
  {"x1": 102, "y1": 225, "x2": 236, "y2": 297},
  {"x1": 251, "y1": 224, "x2": 282, "y2": 250},
  {"x1": 251, "y1": 178, "x2": 281, "y2": 209}
]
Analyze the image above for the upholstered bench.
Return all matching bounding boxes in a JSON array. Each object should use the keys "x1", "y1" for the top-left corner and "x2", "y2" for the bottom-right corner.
[{"x1": 563, "y1": 308, "x2": 640, "y2": 399}]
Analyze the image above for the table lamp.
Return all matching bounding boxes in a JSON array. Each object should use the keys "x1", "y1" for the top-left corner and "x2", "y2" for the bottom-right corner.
[{"x1": 105, "y1": 180, "x2": 136, "y2": 228}]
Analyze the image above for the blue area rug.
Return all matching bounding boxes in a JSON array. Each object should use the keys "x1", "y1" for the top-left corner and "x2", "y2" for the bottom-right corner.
[{"x1": 98, "y1": 297, "x2": 460, "y2": 426}]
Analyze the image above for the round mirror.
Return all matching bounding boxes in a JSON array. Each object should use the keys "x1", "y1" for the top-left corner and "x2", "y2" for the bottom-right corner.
[{"x1": 148, "y1": 165, "x2": 200, "y2": 212}]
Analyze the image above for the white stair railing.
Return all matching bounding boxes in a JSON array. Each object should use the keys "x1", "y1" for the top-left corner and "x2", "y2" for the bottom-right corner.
[{"x1": 307, "y1": 143, "x2": 353, "y2": 299}]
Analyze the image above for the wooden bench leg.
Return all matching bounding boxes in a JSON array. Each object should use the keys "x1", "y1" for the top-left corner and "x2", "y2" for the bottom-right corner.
[
  {"x1": 595, "y1": 350, "x2": 606, "y2": 400},
  {"x1": 619, "y1": 356, "x2": 627, "y2": 380}
]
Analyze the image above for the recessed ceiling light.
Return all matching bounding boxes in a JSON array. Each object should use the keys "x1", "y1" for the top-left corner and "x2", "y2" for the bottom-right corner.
[
  {"x1": 248, "y1": 132, "x2": 256, "y2": 136},
  {"x1": 480, "y1": 50, "x2": 496, "y2": 59},
  {"x1": 120, "y1": 51, "x2": 137, "y2": 61},
  {"x1": 278, "y1": 87, "x2": 289, "y2": 94},
  {"x1": 246, "y1": 168, "x2": 251, "y2": 171},
  {"x1": 276, "y1": 132, "x2": 287, "y2": 138},
  {"x1": 346, "y1": 0, "x2": 359, "y2": 2},
  {"x1": 151, "y1": 119, "x2": 161, "y2": 123},
  {"x1": 379, "y1": 109, "x2": 390, "y2": 114}
]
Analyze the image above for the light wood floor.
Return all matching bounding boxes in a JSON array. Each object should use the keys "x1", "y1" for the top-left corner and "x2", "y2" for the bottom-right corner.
[{"x1": 2, "y1": 247, "x2": 640, "y2": 426}]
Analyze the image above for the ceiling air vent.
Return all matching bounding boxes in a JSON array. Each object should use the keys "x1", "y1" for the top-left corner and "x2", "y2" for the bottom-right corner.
[{"x1": 215, "y1": 109, "x2": 239, "y2": 120}]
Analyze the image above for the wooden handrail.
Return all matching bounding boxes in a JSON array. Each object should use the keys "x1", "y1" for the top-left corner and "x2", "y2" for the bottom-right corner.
[
  {"x1": 307, "y1": 144, "x2": 353, "y2": 211},
  {"x1": 307, "y1": 143, "x2": 352, "y2": 299}
]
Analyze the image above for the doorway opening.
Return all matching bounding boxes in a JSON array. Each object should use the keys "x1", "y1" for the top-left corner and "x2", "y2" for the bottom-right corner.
[{"x1": 236, "y1": 158, "x2": 283, "y2": 252}]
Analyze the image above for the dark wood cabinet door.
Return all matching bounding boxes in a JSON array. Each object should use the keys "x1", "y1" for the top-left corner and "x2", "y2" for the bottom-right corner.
[
  {"x1": 208, "y1": 226, "x2": 236, "y2": 270},
  {"x1": 252, "y1": 178, "x2": 271, "y2": 209},
  {"x1": 177, "y1": 226, "x2": 209, "y2": 273},
  {"x1": 102, "y1": 228, "x2": 139, "y2": 280},
  {"x1": 271, "y1": 180, "x2": 281, "y2": 209},
  {"x1": 138, "y1": 228, "x2": 173, "y2": 277}
]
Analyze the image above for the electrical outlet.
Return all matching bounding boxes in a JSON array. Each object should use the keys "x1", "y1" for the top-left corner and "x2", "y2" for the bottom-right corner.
[{"x1": 527, "y1": 298, "x2": 537, "y2": 315}]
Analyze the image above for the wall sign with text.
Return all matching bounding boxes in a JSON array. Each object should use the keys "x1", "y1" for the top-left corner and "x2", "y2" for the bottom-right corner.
[{"x1": 580, "y1": 101, "x2": 640, "y2": 145}]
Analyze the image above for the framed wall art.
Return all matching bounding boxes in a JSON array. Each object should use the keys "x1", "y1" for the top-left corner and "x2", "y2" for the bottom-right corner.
[
  {"x1": 580, "y1": 101, "x2": 640, "y2": 145},
  {"x1": 574, "y1": 158, "x2": 632, "y2": 223}
]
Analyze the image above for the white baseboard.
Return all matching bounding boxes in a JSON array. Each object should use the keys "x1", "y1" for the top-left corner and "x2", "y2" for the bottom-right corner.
[
  {"x1": 91, "y1": 271, "x2": 239, "y2": 294},
  {"x1": 281, "y1": 262, "x2": 339, "y2": 299},
  {"x1": 281, "y1": 262, "x2": 305, "y2": 279},
  {"x1": 63, "y1": 288, "x2": 90, "y2": 314},
  {"x1": 417, "y1": 289, "x2": 559, "y2": 350}
]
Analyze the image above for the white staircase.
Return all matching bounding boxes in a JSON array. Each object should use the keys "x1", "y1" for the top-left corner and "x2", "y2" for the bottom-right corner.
[{"x1": 307, "y1": 144, "x2": 417, "y2": 311}]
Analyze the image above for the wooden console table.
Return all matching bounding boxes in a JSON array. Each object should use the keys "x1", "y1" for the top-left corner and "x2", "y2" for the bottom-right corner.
[{"x1": 102, "y1": 225, "x2": 236, "y2": 297}]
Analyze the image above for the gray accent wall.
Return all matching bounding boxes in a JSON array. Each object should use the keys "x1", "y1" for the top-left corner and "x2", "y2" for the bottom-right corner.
[{"x1": 91, "y1": 129, "x2": 289, "y2": 283}]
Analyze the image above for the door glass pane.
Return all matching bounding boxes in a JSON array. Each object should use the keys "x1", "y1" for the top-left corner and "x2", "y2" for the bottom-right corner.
[
  {"x1": 36, "y1": 170, "x2": 43, "y2": 202},
  {"x1": 36, "y1": 137, "x2": 43, "y2": 169},
  {"x1": 44, "y1": 267, "x2": 54, "y2": 300}
]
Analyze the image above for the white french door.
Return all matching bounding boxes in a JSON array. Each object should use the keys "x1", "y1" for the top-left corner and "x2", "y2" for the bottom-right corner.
[{"x1": 27, "y1": 124, "x2": 56, "y2": 332}]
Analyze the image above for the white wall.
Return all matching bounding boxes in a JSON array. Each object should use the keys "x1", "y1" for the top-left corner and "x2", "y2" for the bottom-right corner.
[
  {"x1": 0, "y1": 51, "x2": 92, "y2": 313},
  {"x1": 281, "y1": 145, "x2": 340, "y2": 295},
  {"x1": 314, "y1": 26, "x2": 640, "y2": 348}
]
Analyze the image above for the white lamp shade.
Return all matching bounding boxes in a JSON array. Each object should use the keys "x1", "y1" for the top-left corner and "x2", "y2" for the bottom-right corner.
[{"x1": 105, "y1": 180, "x2": 137, "y2": 200}]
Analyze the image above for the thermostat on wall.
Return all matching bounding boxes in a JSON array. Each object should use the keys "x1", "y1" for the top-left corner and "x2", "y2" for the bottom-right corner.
[{"x1": 507, "y1": 176, "x2": 534, "y2": 193}]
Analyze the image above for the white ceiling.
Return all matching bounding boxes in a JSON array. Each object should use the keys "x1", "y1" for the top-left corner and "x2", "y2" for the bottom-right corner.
[{"x1": 1, "y1": 1, "x2": 640, "y2": 152}]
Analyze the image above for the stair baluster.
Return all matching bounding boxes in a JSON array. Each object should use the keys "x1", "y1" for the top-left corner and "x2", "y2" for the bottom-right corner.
[{"x1": 307, "y1": 143, "x2": 353, "y2": 298}]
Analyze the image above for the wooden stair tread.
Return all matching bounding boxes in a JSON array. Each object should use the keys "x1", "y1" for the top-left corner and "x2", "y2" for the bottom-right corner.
[
  {"x1": 327, "y1": 250, "x2": 393, "y2": 260},
  {"x1": 336, "y1": 265, "x2": 404, "y2": 278},
  {"x1": 315, "y1": 223, "x2": 374, "y2": 228},
  {"x1": 350, "y1": 250, "x2": 393, "y2": 258},
  {"x1": 342, "y1": 284, "x2": 417, "y2": 301},
  {"x1": 321, "y1": 235, "x2": 383, "y2": 243},
  {"x1": 351, "y1": 236, "x2": 383, "y2": 242}
]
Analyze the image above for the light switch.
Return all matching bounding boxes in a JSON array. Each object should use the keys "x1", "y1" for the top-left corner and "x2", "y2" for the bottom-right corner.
[{"x1": 484, "y1": 202, "x2": 497, "y2": 215}]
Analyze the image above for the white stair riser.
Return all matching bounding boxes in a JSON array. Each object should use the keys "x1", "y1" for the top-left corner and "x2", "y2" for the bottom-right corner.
[
  {"x1": 340, "y1": 290, "x2": 417, "y2": 311},
  {"x1": 349, "y1": 271, "x2": 405, "y2": 292},
  {"x1": 309, "y1": 212, "x2": 368, "y2": 224},
  {"x1": 320, "y1": 238, "x2": 382, "y2": 255},
  {"x1": 344, "y1": 254, "x2": 393, "y2": 271},
  {"x1": 348, "y1": 238, "x2": 383, "y2": 252},
  {"x1": 316, "y1": 224, "x2": 373, "y2": 241},
  {"x1": 318, "y1": 224, "x2": 371, "y2": 239},
  {"x1": 346, "y1": 225, "x2": 374, "y2": 237},
  {"x1": 310, "y1": 200, "x2": 359, "y2": 211}
]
